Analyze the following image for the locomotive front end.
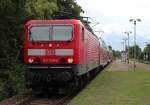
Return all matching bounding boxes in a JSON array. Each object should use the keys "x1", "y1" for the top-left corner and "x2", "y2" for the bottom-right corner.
[{"x1": 24, "y1": 20, "x2": 79, "y2": 91}]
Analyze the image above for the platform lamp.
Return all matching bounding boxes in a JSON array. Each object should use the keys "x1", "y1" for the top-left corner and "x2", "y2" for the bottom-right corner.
[
  {"x1": 125, "y1": 31, "x2": 132, "y2": 64},
  {"x1": 122, "y1": 38, "x2": 128, "y2": 62},
  {"x1": 121, "y1": 41, "x2": 125, "y2": 52},
  {"x1": 145, "y1": 42, "x2": 148, "y2": 60},
  {"x1": 129, "y1": 18, "x2": 141, "y2": 70}
]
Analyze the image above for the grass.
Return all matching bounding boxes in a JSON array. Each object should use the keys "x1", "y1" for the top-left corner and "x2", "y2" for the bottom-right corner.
[{"x1": 69, "y1": 69, "x2": 150, "y2": 105}]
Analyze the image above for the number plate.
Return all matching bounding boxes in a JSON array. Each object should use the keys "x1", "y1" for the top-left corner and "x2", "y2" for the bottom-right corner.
[{"x1": 45, "y1": 49, "x2": 55, "y2": 55}]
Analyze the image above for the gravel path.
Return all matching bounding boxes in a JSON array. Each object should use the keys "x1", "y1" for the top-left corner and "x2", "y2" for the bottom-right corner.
[{"x1": 107, "y1": 59, "x2": 150, "y2": 71}]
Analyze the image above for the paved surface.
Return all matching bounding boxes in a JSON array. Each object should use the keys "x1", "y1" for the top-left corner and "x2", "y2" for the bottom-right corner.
[
  {"x1": 134, "y1": 61, "x2": 150, "y2": 70},
  {"x1": 107, "y1": 59, "x2": 150, "y2": 71}
]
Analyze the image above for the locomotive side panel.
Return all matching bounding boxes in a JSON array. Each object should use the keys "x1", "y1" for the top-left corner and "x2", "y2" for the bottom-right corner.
[
  {"x1": 99, "y1": 38, "x2": 109, "y2": 67},
  {"x1": 84, "y1": 30, "x2": 100, "y2": 72},
  {"x1": 73, "y1": 25, "x2": 87, "y2": 76}
]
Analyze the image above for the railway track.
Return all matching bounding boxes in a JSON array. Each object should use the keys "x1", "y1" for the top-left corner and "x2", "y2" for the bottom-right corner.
[
  {"x1": 0, "y1": 91, "x2": 32, "y2": 105},
  {"x1": 0, "y1": 91, "x2": 75, "y2": 105},
  {"x1": 23, "y1": 92, "x2": 75, "y2": 105}
]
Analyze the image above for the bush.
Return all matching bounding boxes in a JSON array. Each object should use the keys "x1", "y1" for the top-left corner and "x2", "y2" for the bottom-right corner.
[
  {"x1": 0, "y1": 59, "x2": 26, "y2": 101},
  {"x1": 0, "y1": 80, "x2": 7, "y2": 101}
]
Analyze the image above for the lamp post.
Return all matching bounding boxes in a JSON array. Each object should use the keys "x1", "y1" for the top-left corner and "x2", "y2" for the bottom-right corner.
[
  {"x1": 122, "y1": 38, "x2": 127, "y2": 49},
  {"x1": 145, "y1": 42, "x2": 148, "y2": 60},
  {"x1": 121, "y1": 42, "x2": 125, "y2": 52},
  {"x1": 121, "y1": 41, "x2": 125, "y2": 62},
  {"x1": 125, "y1": 31, "x2": 132, "y2": 64},
  {"x1": 129, "y1": 18, "x2": 141, "y2": 69},
  {"x1": 122, "y1": 38, "x2": 128, "y2": 62}
]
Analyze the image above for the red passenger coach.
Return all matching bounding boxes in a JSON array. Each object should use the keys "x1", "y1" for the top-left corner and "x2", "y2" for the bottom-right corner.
[{"x1": 24, "y1": 19, "x2": 102, "y2": 93}]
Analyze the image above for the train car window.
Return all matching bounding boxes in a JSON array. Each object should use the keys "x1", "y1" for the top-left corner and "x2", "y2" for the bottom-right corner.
[{"x1": 81, "y1": 27, "x2": 84, "y2": 41}]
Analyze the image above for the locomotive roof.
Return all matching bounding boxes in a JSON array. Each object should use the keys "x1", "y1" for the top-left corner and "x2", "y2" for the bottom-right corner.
[
  {"x1": 25, "y1": 19, "x2": 84, "y2": 27},
  {"x1": 25, "y1": 19, "x2": 100, "y2": 41}
]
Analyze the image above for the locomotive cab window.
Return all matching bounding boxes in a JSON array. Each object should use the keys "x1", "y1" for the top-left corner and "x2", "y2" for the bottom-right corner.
[
  {"x1": 29, "y1": 26, "x2": 50, "y2": 41},
  {"x1": 52, "y1": 25, "x2": 73, "y2": 41},
  {"x1": 29, "y1": 25, "x2": 73, "y2": 41}
]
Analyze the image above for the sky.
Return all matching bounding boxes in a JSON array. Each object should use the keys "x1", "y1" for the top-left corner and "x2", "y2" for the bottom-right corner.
[{"x1": 76, "y1": 0, "x2": 150, "y2": 51}]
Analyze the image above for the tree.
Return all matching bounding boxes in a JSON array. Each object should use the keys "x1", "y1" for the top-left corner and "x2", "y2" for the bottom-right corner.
[
  {"x1": 143, "y1": 44, "x2": 150, "y2": 61},
  {"x1": 25, "y1": 0, "x2": 58, "y2": 19},
  {"x1": 53, "y1": 0, "x2": 83, "y2": 19},
  {"x1": 129, "y1": 46, "x2": 134, "y2": 58},
  {"x1": 112, "y1": 50, "x2": 121, "y2": 58},
  {"x1": 108, "y1": 45, "x2": 112, "y2": 50},
  {"x1": 129, "y1": 45, "x2": 142, "y2": 59},
  {"x1": 0, "y1": 0, "x2": 27, "y2": 100}
]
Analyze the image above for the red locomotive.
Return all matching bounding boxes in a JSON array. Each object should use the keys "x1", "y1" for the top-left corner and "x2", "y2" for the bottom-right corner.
[{"x1": 24, "y1": 19, "x2": 112, "y2": 93}]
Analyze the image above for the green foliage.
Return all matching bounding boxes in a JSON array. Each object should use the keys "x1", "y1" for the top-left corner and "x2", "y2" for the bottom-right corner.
[
  {"x1": 54, "y1": 0, "x2": 83, "y2": 19},
  {"x1": 113, "y1": 50, "x2": 121, "y2": 58},
  {"x1": 108, "y1": 45, "x2": 112, "y2": 50},
  {"x1": 140, "y1": 52, "x2": 144, "y2": 60},
  {"x1": 143, "y1": 44, "x2": 150, "y2": 61},
  {"x1": 0, "y1": 80, "x2": 6, "y2": 100},
  {"x1": 25, "y1": 0, "x2": 58, "y2": 19},
  {"x1": 129, "y1": 45, "x2": 142, "y2": 59},
  {"x1": 0, "y1": 59, "x2": 25, "y2": 101}
]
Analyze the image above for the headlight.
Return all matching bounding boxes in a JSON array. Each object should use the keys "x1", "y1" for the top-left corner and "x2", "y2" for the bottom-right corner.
[
  {"x1": 28, "y1": 58, "x2": 34, "y2": 63},
  {"x1": 68, "y1": 58, "x2": 73, "y2": 63}
]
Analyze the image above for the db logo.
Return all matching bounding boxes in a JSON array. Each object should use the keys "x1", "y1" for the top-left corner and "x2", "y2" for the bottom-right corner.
[{"x1": 45, "y1": 49, "x2": 55, "y2": 55}]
